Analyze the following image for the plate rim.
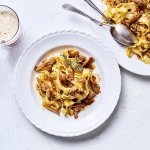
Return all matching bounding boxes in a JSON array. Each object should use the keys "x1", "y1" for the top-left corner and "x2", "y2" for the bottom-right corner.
[{"x1": 14, "y1": 30, "x2": 121, "y2": 137}]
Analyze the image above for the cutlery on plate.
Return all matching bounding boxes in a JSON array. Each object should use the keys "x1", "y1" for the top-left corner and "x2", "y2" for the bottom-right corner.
[{"x1": 63, "y1": 3, "x2": 136, "y2": 46}]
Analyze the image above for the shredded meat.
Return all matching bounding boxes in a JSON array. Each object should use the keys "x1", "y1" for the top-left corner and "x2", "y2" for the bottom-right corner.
[
  {"x1": 86, "y1": 91, "x2": 97, "y2": 100},
  {"x1": 146, "y1": 49, "x2": 150, "y2": 58},
  {"x1": 73, "y1": 104, "x2": 86, "y2": 119},
  {"x1": 46, "y1": 89, "x2": 55, "y2": 100},
  {"x1": 49, "y1": 75, "x2": 57, "y2": 91},
  {"x1": 91, "y1": 84, "x2": 100, "y2": 94},
  {"x1": 85, "y1": 98, "x2": 95, "y2": 106},
  {"x1": 129, "y1": 13, "x2": 142, "y2": 25},
  {"x1": 90, "y1": 77, "x2": 101, "y2": 94},
  {"x1": 59, "y1": 73, "x2": 73, "y2": 87},
  {"x1": 105, "y1": 0, "x2": 128, "y2": 6},
  {"x1": 59, "y1": 73, "x2": 67, "y2": 85},
  {"x1": 35, "y1": 57, "x2": 56, "y2": 72},
  {"x1": 72, "y1": 90, "x2": 97, "y2": 119},
  {"x1": 89, "y1": 75, "x2": 101, "y2": 94},
  {"x1": 122, "y1": 11, "x2": 142, "y2": 27},
  {"x1": 83, "y1": 57, "x2": 95, "y2": 68},
  {"x1": 92, "y1": 75, "x2": 97, "y2": 83},
  {"x1": 68, "y1": 50, "x2": 79, "y2": 58},
  {"x1": 135, "y1": 0, "x2": 146, "y2": 10},
  {"x1": 73, "y1": 111, "x2": 78, "y2": 119},
  {"x1": 78, "y1": 55, "x2": 87, "y2": 64}
]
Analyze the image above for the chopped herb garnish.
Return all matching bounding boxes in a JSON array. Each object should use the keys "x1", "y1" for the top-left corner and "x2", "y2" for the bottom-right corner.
[
  {"x1": 75, "y1": 58, "x2": 83, "y2": 71},
  {"x1": 61, "y1": 53, "x2": 83, "y2": 71}
]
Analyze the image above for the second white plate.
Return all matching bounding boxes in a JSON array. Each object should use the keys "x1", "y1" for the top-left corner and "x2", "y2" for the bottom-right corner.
[{"x1": 87, "y1": 0, "x2": 150, "y2": 76}]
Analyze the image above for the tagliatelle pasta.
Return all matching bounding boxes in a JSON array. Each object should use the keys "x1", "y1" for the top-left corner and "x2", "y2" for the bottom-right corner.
[
  {"x1": 104, "y1": 0, "x2": 150, "y2": 63},
  {"x1": 35, "y1": 49, "x2": 101, "y2": 119}
]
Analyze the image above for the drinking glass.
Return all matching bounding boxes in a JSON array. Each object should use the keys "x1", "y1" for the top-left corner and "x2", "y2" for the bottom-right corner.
[{"x1": 0, "y1": 5, "x2": 22, "y2": 47}]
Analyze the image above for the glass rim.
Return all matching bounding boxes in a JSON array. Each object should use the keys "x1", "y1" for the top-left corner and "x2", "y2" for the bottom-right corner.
[{"x1": 0, "y1": 5, "x2": 20, "y2": 44}]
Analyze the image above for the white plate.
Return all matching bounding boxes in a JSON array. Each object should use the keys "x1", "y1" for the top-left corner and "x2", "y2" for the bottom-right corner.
[
  {"x1": 15, "y1": 31, "x2": 121, "y2": 137},
  {"x1": 87, "y1": 0, "x2": 150, "y2": 76}
]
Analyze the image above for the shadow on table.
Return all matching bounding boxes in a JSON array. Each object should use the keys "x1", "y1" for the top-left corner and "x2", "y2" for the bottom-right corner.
[{"x1": 121, "y1": 67, "x2": 150, "y2": 81}]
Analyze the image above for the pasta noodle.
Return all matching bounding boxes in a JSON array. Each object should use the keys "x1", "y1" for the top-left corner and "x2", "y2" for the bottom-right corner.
[
  {"x1": 104, "y1": 0, "x2": 150, "y2": 63},
  {"x1": 35, "y1": 49, "x2": 101, "y2": 119}
]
